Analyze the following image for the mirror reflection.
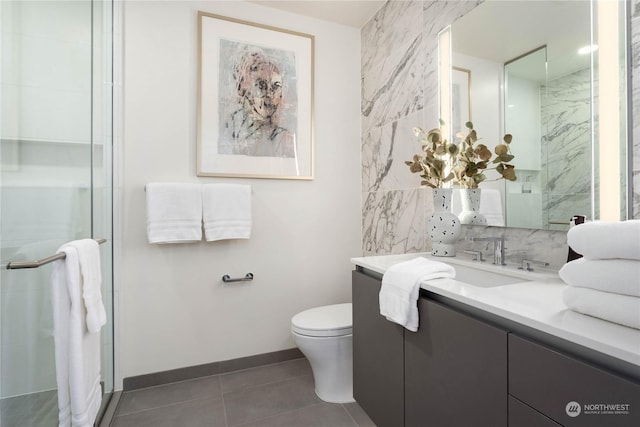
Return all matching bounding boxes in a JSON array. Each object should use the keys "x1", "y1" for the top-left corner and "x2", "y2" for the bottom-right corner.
[{"x1": 446, "y1": 0, "x2": 627, "y2": 230}]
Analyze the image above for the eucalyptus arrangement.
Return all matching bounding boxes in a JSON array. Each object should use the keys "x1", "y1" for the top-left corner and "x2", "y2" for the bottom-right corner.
[
  {"x1": 404, "y1": 121, "x2": 459, "y2": 188},
  {"x1": 405, "y1": 120, "x2": 516, "y2": 189},
  {"x1": 453, "y1": 121, "x2": 516, "y2": 188}
]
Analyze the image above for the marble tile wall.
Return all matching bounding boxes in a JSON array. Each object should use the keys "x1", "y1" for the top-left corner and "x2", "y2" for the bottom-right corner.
[
  {"x1": 361, "y1": 0, "x2": 640, "y2": 270},
  {"x1": 361, "y1": 0, "x2": 476, "y2": 256},
  {"x1": 541, "y1": 68, "x2": 593, "y2": 229}
]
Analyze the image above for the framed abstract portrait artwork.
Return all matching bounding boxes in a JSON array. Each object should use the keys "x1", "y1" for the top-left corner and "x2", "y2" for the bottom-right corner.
[{"x1": 197, "y1": 12, "x2": 315, "y2": 180}]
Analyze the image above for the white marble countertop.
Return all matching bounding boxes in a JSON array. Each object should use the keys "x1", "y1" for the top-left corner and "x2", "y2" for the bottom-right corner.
[{"x1": 351, "y1": 252, "x2": 640, "y2": 367}]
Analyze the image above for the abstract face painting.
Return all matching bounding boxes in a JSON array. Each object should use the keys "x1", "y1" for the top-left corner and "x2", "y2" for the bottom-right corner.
[{"x1": 218, "y1": 40, "x2": 298, "y2": 158}]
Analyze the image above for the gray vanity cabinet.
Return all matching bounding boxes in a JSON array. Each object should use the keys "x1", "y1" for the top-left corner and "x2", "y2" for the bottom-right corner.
[
  {"x1": 352, "y1": 268, "x2": 640, "y2": 427},
  {"x1": 352, "y1": 270, "x2": 405, "y2": 427},
  {"x1": 509, "y1": 334, "x2": 640, "y2": 427},
  {"x1": 509, "y1": 395, "x2": 563, "y2": 427},
  {"x1": 405, "y1": 298, "x2": 508, "y2": 427}
]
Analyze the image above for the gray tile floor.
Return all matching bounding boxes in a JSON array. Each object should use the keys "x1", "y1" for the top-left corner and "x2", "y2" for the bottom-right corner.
[
  {"x1": 0, "y1": 389, "x2": 59, "y2": 426},
  {"x1": 111, "y1": 358, "x2": 376, "y2": 427}
]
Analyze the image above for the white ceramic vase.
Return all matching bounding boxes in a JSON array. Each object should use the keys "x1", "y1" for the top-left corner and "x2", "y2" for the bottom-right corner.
[
  {"x1": 458, "y1": 188, "x2": 488, "y2": 225},
  {"x1": 428, "y1": 188, "x2": 462, "y2": 257}
]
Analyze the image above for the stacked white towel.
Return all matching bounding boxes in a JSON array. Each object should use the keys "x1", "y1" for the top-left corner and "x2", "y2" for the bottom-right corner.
[
  {"x1": 202, "y1": 184, "x2": 252, "y2": 241},
  {"x1": 51, "y1": 239, "x2": 105, "y2": 427},
  {"x1": 379, "y1": 257, "x2": 456, "y2": 332},
  {"x1": 146, "y1": 183, "x2": 203, "y2": 244},
  {"x1": 559, "y1": 220, "x2": 640, "y2": 329}
]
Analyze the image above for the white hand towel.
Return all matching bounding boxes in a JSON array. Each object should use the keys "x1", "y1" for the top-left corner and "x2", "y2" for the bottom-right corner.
[
  {"x1": 380, "y1": 257, "x2": 456, "y2": 332},
  {"x1": 559, "y1": 258, "x2": 640, "y2": 297},
  {"x1": 479, "y1": 189, "x2": 505, "y2": 226},
  {"x1": 202, "y1": 184, "x2": 252, "y2": 241},
  {"x1": 562, "y1": 286, "x2": 640, "y2": 330},
  {"x1": 146, "y1": 183, "x2": 203, "y2": 244},
  {"x1": 451, "y1": 189, "x2": 504, "y2": 226},
  {"x1": 567, "y1": 220, "x2": 640, "y2": 260},
  {"x1": 51, "y1": 241, "x2": 104, "y2": 427}
]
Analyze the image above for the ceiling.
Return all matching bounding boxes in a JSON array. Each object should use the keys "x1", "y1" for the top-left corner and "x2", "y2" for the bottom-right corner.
[
  {"x1": 452, "y1": 0, "x2": 592, "y2": 81},
  {"x1": 248, "y1": 1, "x2": 385, "y2": 28}
]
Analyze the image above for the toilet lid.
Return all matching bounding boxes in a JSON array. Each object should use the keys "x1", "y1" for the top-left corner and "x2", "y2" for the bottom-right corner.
[{"x1": 291, "y1": 303, "x2": 352, "y2": 337}]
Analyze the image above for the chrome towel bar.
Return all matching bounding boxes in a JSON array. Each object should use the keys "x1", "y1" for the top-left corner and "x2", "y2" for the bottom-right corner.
[
  {"x1": 222, "y1": 273, "x2": 254, "y2": 283},
  {"x1": 5, "y1": 238, "x2": 107, "y2": 270}
]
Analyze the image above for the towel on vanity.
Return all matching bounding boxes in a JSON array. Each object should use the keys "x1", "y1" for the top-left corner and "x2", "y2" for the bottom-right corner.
[
  {"x1": 562, "y1": 286, "x2": 640, "y2": 330},
  {"x1": 202, "y1": 184, "x2": 252, "y2": 241},
  {"x1": 51, "y1": 240, "x2": 105, "y2": 427},
  {"x1": 567, "y1": 220, "x2": 640, "y2": 260},
  {"x1": 559, "y1": 258, "x2": 640, "y2": 297},
  {"x1": 379, "y1": 257, "x2": 456, "y2": 332},
  {"x1": 146, "y1": 183, "x2": 203, "y2": 244}
]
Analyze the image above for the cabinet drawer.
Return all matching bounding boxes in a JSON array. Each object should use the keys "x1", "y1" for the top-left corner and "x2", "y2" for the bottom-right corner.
[
  {"x1": 405, "y1": 298, "x2": 507, "y2": 427},
  {"x1": 509, "y1": 334, "x2": 640, "y2": 427},
  {"x1": 509, "y1": 395, "x2": 562, "y2": 427}
]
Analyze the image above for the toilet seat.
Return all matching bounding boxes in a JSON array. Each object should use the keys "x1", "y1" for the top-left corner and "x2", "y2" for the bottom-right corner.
[{"x1": 291, "y1": 303, "x2": 352, "y2": 337}]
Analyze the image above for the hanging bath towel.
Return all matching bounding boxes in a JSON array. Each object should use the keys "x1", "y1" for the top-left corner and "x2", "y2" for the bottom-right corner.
[
  {"x1": 202, "y1": 184, "x2": 252, "y2": 241},
  {"x1": 51, "y1": 239, "x2": 104, "y2": 427}
]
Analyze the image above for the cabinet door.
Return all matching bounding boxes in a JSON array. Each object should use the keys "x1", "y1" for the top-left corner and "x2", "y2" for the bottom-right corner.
[
  {"x1": 405, "y1": 298, "x2": 508, "y2": 427},
  {"x1": 352, "y1": 270, "x2": 404, "y2": 427},
  {"x1": 509, "y1": 334, "x2": 640, "y2": 427},
  {"x1": 509, "y1": 395, "x2": 563, "y2": 427}
]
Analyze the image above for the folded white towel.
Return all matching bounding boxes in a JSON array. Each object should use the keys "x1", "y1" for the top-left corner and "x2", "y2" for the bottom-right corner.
[
  {"x1": 563, "y1": 286, "x2": 640, "y2": 329},
  {"x1": 146, "y1": 183, "x2": 203, "y2": 244},
  {"x1": 379, "y1": 257, "x2": 456, "y2": 332},
  {"x1": 567, "y1": 220, "x2": 640, "y2": 260},
  {"x1": 202, "y1": 184, "x2": 252, "y2": 241},
  {"x1": 559, "y1": 258, "x2": 640, "y2": 297},
  {"x1": 51, "y1": 241, "x2": 104, "y2": 427}
]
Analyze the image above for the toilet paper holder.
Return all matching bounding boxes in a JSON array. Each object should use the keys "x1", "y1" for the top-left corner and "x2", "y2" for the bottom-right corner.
[{"x1": 222, "y1": 272, "x2": 254, "y2": 283}]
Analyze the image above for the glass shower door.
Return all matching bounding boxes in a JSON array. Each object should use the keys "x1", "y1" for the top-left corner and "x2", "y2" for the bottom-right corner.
[{"x1": 0, "y1": 0, "x2": 113, "y2": 425}]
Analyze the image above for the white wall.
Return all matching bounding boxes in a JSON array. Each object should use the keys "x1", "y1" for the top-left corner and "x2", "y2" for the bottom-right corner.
[
  {"x1": 505, "y1": 76, "x2": 541, "y2": 171},
  {"x1": 453, "y1": 53, "x2": 505, "y2": 206},
  {"x1": 119, "y1": 0, "x2": 362, "y2": 383}
]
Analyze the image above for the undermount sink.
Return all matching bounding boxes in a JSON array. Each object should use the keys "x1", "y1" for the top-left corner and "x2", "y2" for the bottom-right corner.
[
  {"x1": 451, "y1": 264, "x2": 531, "y2": 287},
  {"x1": 350, "y1": 252, "x2": 557, "y2": 288}
]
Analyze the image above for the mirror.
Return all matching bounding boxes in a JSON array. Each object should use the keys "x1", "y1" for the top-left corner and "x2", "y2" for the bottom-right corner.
[{"x1": 443, "y1": 0, "x2": 628, "y2": 230}]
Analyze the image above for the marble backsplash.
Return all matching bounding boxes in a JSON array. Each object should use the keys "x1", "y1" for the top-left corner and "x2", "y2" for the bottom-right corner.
[{"x1": 361, "y1": 0, "x2": 640, "y2": 269}]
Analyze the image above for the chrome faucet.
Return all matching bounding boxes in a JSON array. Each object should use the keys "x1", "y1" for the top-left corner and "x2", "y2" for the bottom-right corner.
[
  {"x1": 519, "y1": 259, "x2": 549, "y2": 272},
  {"x1": 467, "y1": 236, "x2": 506, "y2": 265},
  {"x1": 463, "y1": 249, "x2": 485, "y2": 262}
]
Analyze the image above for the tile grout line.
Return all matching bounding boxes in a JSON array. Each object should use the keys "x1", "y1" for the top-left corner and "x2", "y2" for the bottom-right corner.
[
  {"x1": 112, "y1": 393, "x2": 223, "y2": 418},
  {"x1": 221, "y1": 373, "x2": 314, "y2": 398},
  {"x1": 221, "y1": 388, "x2": 229, "y2": 427},
  {"x1": 115, "y1": 372, "x2": 314, "y2": 419},
  {"x1": 229, "y1": 402, "x2": 328, "y2": 427},
  {"x1": 340, "y1": 403, "x2": 362, "y2": 427}
]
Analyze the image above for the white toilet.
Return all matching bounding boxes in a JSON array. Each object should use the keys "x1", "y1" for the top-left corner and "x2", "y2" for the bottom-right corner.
[{"x1": 291, "y1": 303, "x2": 354, "y2": 403}]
